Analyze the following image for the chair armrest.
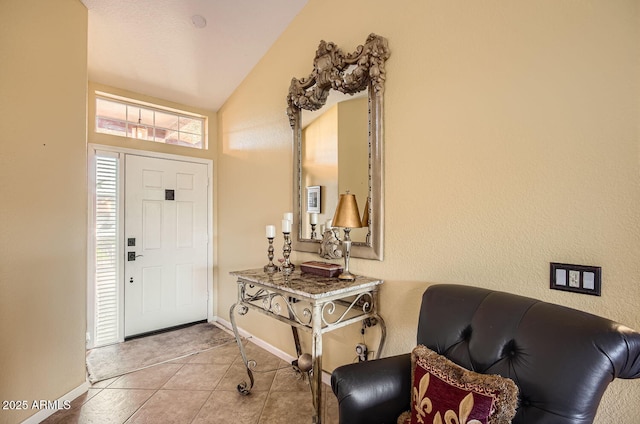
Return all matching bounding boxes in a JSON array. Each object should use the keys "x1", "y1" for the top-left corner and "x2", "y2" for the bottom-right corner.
[{"x1": 331, "y1": 353, "x2": 412, "y2": 424}]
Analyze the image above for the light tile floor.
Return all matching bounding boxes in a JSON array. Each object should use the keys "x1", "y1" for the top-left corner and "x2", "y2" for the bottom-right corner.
[{"x1": 42, "y1": 340, "x2": 338, "y2": 424}]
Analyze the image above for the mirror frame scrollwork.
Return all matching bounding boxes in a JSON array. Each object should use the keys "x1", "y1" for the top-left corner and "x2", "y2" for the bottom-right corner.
[{"x1": 287, "y1": 33, "x2": 389, "y2": 260}]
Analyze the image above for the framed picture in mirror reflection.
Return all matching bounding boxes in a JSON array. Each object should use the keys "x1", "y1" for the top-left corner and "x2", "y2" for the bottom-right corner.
[{"x1": 306, "y1": 186, "x2": 321, "y2": 213}]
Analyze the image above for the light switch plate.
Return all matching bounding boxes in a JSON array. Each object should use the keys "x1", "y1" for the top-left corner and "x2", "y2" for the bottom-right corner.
[
  {"x1": 550, "y1": 263, "x2": 601, "y2": 296},
  {"x1": 568, "y1": 270, "x2": 580, "y2": 287}
]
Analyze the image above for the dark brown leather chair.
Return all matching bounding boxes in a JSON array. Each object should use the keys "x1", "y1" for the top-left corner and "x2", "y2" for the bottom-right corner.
[{"x1": 331, "y1": 284, "x2": 640, "y2": 424}]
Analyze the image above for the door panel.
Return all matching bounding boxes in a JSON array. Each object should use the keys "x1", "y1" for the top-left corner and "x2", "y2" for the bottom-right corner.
[
  {"x1": 142, "y1": 267, "x2": 163, "y2": 313},
  {"x1": 125, "y1": 155, "x2": 208, "y2": 337},
  {"x1": 176, "y1": 263, "x2": 194, "y2": 306},
  {"x1": 143, "y1": 201, "x2": 163, "y2": 249},
  {"x1": 176, "y1": 202, "x2": 194, "y2": 248}
]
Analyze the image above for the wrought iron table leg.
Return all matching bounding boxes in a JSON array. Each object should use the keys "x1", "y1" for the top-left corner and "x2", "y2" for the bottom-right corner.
[
  {"x1": 310, "y1": 302, "x2": 323, "y2": 424},
  {"x1": 229, "y1": 302, "x2": 254, "y2": 395},
  {"x1": 289, "y1": 302, "x2": 303, "y2": 374},
  {"x1": 374, "y1": 314, "x2": 387, "y2": 359}
]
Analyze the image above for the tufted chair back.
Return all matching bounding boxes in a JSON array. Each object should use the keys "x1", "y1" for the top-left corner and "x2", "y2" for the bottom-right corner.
[{"x1": 417, "y1": 284, "x2": 640, "y2": 424}]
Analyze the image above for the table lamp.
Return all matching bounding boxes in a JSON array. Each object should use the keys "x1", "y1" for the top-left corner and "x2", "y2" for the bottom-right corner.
[
  {"x1": 361, "y1": 197, "x2": 371, "y2": 245},
  {"x1": 332, "y1": 192, "x2": 363, "y2": 281}
]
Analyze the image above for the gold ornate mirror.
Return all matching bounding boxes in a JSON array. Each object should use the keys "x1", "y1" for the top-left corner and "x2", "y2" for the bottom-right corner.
[{"x1": 287, "y1": 34, "x2": 389, "y2": 260}]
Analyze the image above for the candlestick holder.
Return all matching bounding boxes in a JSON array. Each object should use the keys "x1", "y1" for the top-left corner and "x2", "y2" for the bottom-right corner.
[
  {"x1": 263, "y1": 237, "x2": 278, "y2": 273},
  {"x1": 310, "y1": 223, "x2": 317, "y2": 239},
  {"x1": 281, "y1": 232, "x2": 295, "y2": 274}
]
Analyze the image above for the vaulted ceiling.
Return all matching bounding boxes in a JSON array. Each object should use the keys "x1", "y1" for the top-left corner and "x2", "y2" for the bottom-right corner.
[{"x1": 82, "y1": 0, "x2": 308, "y2": 111}]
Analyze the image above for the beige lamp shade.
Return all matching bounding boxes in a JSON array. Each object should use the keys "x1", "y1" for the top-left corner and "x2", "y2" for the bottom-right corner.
[
  {"x1": 361, "y1": 197, "x2": 370, "y2": 227},
  {"x1": 332, "y1": 193, "x2": 362, "y2": 228}
]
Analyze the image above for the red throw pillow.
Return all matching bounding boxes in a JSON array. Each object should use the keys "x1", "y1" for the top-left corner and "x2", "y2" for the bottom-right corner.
[{"x1": 397, "y1": 345, "x2": 518, "y2": 424}]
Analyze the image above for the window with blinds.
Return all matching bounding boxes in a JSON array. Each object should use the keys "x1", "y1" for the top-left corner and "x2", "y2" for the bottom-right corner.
[{"x1": 94, "y1": 155, "x2": 119, "y2": 347}]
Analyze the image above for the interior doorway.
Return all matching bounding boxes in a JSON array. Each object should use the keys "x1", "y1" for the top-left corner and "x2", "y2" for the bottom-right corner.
[{"x1": 87, "y1": 145, "x2": 213, "y2": 348}]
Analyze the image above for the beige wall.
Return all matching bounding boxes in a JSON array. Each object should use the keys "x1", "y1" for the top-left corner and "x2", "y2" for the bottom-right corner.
[
  {"x1": 338, "y1": 97, "x2": 370, "y2": 242},
  {"x1": 302, "y1": 104, "x2": 339, "y2": 236},
  {"x1": 301, "y1": 96, "x2": 368, "y2": 240},
  {"x1": 0, "y1": 1, "x2": 88, "y2": 423},
  {"x1": 218, "y1": 0, "x2": 640, "y2": 422}
]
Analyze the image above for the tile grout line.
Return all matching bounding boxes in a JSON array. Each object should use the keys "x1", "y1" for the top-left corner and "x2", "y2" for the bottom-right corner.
[
  {"x1": 256, "y1": 359, "x2": 279, "y2": 424},
  {"x1": 118, "y1": 361, "x2": 188, "y2": 424},
  {"x1": 122, "y1": 388, "x2": 160, "y2": 424},
  {"x1": 160, "y1": 359, "x2": 221, "y2": 423},
  {"x1": 188, "y1": 350, "x2": 239, "y2": 424},
  {"x1": 188, "y1": 389, "x2": 216, "y2": 424}
]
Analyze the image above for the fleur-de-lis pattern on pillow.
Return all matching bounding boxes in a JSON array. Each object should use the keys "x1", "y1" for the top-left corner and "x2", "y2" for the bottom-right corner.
[
  {"x1": 413, "y1": 371, "x2": 483, "y2": 424},
  {"x1": 397, "y1": 345, "x2": 518, "y2": 424}
]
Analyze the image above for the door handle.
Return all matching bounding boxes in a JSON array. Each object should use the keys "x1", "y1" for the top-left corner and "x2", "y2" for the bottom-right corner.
[{"x1": 127, "y1": 252, "x2": 144, "y2": 261}]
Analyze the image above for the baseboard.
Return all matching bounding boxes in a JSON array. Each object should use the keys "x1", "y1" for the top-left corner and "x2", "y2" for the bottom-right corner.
[
  {"x1": 213, "y1": 317, "x2": 333, "y2": 386},
  {"x1": 21, "y1": 381, "x2": 90, "y2": 424}
]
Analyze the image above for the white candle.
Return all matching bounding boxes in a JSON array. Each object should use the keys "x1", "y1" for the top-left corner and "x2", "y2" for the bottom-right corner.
[
  {"x1": 326, "y1": 219, "x2": 333, "y2": 229},
  {"x1": 284, "y1": 212, "x2": 293, "y2": 222},
  {"x1": 282, "y1": 219, "x2": 291, "y2": 233},
  {"x1": 265, "y1": 225, "x2": 276, "y2": 238},
  {"x1": 310, "y1": 213, "x2": 318, "y2": 224}
]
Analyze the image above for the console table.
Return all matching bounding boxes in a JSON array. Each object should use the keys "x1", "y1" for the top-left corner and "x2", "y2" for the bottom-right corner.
[{"x1": 229, "y1": 268, "x2": 385, "y2": 424}]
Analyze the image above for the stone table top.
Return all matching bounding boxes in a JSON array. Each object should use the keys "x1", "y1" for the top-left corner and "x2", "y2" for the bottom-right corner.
[{"x1": 230, "y1": 268, "x2": 383, "y2": 300}]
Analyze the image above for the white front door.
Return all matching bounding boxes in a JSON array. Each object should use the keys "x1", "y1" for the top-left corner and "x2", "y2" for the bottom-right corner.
[{"x1": 124, "y1": 154, "x2": 209, "y2": 337}]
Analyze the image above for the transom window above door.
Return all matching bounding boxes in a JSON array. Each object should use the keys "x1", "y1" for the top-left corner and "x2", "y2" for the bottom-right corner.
[{"x1": 95, "y1": 92, "x2": 207, "y2": 149}]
